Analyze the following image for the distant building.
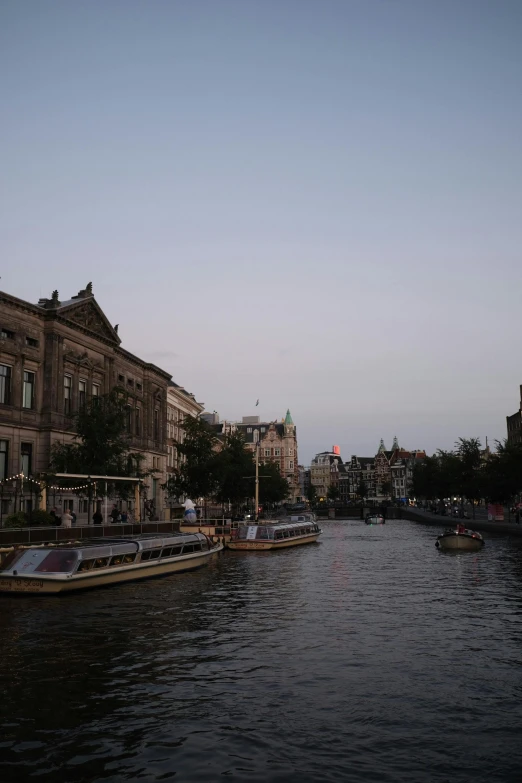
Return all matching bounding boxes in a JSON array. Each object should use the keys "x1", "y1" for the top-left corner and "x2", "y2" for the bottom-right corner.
[
  {"x1": 310, "y1": 448, "x2": 346, "y2": 500},
  {"x1": 207, "y1": 410, "x2": 299, "y2": 501},
  {"x1": 507, "y1": 386, "x2": 522, "y2": 445}
]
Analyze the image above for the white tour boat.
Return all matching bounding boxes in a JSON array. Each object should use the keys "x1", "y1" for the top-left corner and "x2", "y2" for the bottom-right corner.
[
  {"x1": 435, "y1": 527, "x2": 485, "y2": 552},
  {"x1": 0, "y1": 533, "x2": 222, "y2": 594},
  {"x1": 228, "y1": 515, "x2": 322, "y2": 551}
]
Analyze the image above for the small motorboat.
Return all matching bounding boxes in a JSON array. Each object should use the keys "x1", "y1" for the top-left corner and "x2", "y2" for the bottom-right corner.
[
  {"x1": 365, "y1": 514, "x2": 385, "y2": 525},
  {"x1": 435, "y1": 526, "x2": 484, "y2": 552}
]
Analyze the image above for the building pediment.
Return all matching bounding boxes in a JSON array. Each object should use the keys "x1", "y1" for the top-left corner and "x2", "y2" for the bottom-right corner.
[{"x1": 58, "y1": 299, "x2": 121, "y2": 345}]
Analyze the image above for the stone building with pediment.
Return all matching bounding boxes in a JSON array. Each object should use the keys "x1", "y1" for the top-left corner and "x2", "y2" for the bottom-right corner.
[{"x1": 0, "y1": 284, "x2": 170, "y2": 522}]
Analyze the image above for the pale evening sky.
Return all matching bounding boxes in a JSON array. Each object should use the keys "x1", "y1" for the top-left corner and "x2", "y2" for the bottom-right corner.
[{"x1": 1, "y1": 0, "x2": 521, "y2": 464}]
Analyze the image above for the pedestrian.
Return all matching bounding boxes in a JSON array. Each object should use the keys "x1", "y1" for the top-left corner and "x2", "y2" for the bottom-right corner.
[
  {"x1": 71, "y1": 510, "x2": 77, "y2": 525},
  {"x1": 120, "y1": 510, "x2": 128, "y2": 523},
  {"x1": 93, "y1": 509, "x2": 103, "y2": 525},
  {"x1": 61, "y1": 510, "x2": 73, "y2": 529},
  {"x1": 110, "y1": 504, "x2": 120, "y2": 524},
  {"x1": 50, "y1": 507, "x2": 59, "y2": 526}
]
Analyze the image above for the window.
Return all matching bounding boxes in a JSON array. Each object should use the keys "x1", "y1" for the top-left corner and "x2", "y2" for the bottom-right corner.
[
  {"x1": 289, "y1": 448, "x2": 294, "y2": 456},
  {"x1": 265, "y1": 449, "x2": 271, "y2": 457},
  {"x1": 92, "y1": 383, "x2": 100, "y2": 399},
  {"x1": 135, "y1": 406, "x2": 141, "y2": 436},
  {"x1": 79, "y1": 380, "x2": 86, "y2": 408},
  {"x1": 0, "y1": 329, "x2": 14, "y2": 339},
  {"x1": 0, "y1": 440, "x2": 8, "y2": 480},
  {"x1": 261, "y1": 427, "x2": 265, "y2": 433},
  {"x1": 127, "y1": 378, "x2": 134, "y2": 387},
  {"x1": 64, "y1": 375, "x2": 72, "y2": 413},
  {"x1": 153, "y1": 409, "x2": 159, "y2": 441},
  {"x1": 247, "y1": 427, "x2": 252, "y2": 433},
  {"x1": 26, "y1": 337, "x2": 38, "y2": 348},
  {"x1": 21, "y1": 443, "x2": 32, "y2": 476},
  {"x1": 275, "y1": 449, "x2": 280, "y2": 457},
  {"x1": 126, "y1": 405, "x2": 132, "y2": 432},
  {"x1": 118, "y1": 374, "x2": 124, "y2": 383},
  {"x1": 23, "y1": 371, "x2": 35, "y2": 409},
  {"x1": 136, "y1": 382, "x2": 142, "y2": 391},
  {"x1": 0, "y1": 365, "x2": 11, "y2": 405},
  {"x1": 289, "y1": 461, "x2": 294, "y2": 470}
]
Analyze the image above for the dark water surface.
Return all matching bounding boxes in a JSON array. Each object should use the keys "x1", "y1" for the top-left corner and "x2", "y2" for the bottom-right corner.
[{"x1": 1, "y1": 520, "x2": 522, "y2": 783}]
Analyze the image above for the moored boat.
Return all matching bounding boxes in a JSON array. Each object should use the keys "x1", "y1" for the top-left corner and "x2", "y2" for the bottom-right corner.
[
  {"x1": 0, "y1": 533, "x2": 222, "y2": 594},
  {"x1": 365, "y1": 514, "x2": 385, "y2": 525},
  {"x1": 227, "y1": 515, "x2": 322, "y2": 551},
  {"x1": 435, "y1": 527, "x2": 484, "y2": 552}
]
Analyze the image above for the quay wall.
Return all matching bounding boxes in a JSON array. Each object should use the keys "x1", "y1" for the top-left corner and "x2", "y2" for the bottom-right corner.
[{"x1": 401, "y1": 507, "x2": 522, "y2": 537}]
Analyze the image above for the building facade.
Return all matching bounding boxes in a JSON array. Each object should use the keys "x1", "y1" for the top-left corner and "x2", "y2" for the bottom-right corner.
[
  {"x1": 208, "y1": 410, "x2": 300, "y2": 501},
  {"x1": 165, "y1": 381, "x2": 204, "y2": 504},
  {"x1": 0, "y1": 284, "x2": 171, "y2": 522}
]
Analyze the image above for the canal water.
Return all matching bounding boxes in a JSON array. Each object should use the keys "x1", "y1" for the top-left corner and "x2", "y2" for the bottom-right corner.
[{"x1": 1, "y1": 519, "x2": 522, "y2": 783}]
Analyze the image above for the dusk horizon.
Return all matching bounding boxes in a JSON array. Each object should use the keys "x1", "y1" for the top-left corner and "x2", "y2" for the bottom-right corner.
[{"x1": 2, "y1": 0, "x2": 521, "y2": 464}]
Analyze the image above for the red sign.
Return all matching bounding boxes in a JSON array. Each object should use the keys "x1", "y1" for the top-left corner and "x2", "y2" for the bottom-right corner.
[{"x1": 487, "y1": 504, "x2": 504, "y2": 522}]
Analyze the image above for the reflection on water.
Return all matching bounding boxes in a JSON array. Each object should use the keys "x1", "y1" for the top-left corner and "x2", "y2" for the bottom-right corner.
[{"x1": 1, "y1": 520, "x2": 522, "y2": 782}]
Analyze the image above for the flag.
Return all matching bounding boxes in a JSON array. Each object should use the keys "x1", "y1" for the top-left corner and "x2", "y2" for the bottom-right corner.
[{"x1": 255, "y1": 399, "x2": 259, "y2": 406}]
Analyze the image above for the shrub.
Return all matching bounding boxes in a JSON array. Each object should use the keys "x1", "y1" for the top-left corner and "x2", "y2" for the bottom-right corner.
[
  {"x1": 4, "y1": 511, "x2": 28, "y2": 528},
  {"x1": 27, "y1": 509, "x2": 54, "y2": 527}
]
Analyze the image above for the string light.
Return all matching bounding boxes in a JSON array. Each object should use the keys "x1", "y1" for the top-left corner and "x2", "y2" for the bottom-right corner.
[{"x1": 0, "y1": 473, "x2": 93, "y2": 492}]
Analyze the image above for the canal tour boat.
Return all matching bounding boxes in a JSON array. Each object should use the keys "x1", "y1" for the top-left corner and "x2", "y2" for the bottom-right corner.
[
  {"x1": 435, "y1": 527, "x2": 485, "y2": 552},
  {"x1": 365, "y1": 514, "x2": 385, "y2": 525},
  {"x1": 227, "y1": 515, "x2": 322, "y2": 551},
  {"x1": 0, "y1": 533, "x2": 223, "y2": 595}
]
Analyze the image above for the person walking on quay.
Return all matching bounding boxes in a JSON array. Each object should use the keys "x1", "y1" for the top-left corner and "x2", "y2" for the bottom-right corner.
[
  {"x1": 50, "y1": 507, "x2": 59, "y2": 526},
  {"x1": 120, "y1": 510, "x2": 128, "y2": 523},
  {"x1": 71, "y1": 510, "x2": 77, "y2": 525},
  {"x1": 93, "y1": 509, "x2": 103, "y2": 525},
  {"x1": 61, "y1": 510, "x2": 73, "y2": 529},
  {"x1": 110, "y1": 504, "x2": 120, "y2": 524}
]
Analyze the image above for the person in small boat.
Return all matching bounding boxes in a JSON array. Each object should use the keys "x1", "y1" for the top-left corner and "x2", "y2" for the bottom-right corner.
[{"x1": 457, "y1": 523, "x2": 466, "y2": 534}]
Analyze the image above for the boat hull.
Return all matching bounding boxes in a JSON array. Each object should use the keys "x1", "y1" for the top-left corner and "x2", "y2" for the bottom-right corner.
[
  {"x1": 436, "y1": 533, "x2": 484, "y2": 552},
  {"x1": 365, "y1": 516, "x2": 385, "y2": 525},
  {"x1": 0, "y1": 545, "x2": 222, "y2": 594},
  {"x1": 227, "y1": 532, "x2": 321, "y2": 550}
]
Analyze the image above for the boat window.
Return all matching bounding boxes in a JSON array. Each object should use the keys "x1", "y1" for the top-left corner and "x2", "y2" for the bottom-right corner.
[
  {"x1": 123, "y1": 554, "x2": 136, "y2": 564},
  {"x1": 192, "y1": 542, "x2": 202, "y2": 552},
  {"x1": 35, "y1": 550, "x2": 78, "y2": 573},
  {"x1": 289, "y1": 530, "x2": 296, "y2": 537},
  {"x1": 283, "y1": 530, "x2": 289, "y2": 538},
  {"x1": 78, "y1": 560, "x2": 94, "y2": 572},
  {"x1": 93, "y1": 558, "x2": 109, "y2": 568},
  {"x1": 170, "y1": 546, "x2": 183, "y2": 556},
  {"x1": 142, "y1": 549, "x2": 161, "y2": 561},
  {"x1": 0, "y1": 550, "x2": 24, "y2": 571},
  {"x1": 215, "y1": 527, "x2": 223, "y2": 535},
  {"x1": 110, "y1": 555, "x2": 123, "y2": 566},
  {"x1": 200, "y1": 539, "x2": 209, "y2": 550},
  {"x1": 182, "y1": 544, "x2": 194, "y2": 553},
  {"x1": 161, "y1": 547, "x2": 173, "y2": 557}
]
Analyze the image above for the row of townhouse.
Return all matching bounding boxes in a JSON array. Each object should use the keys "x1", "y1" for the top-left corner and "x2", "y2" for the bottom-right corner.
[{"x1": 300, "y1": 439, "x2": 426, "y2": 503}]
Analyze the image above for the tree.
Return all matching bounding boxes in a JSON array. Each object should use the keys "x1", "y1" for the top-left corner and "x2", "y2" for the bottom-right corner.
[
  {"x1": 256, "y1": 461, "x2": 289, "y2": 505},
  {"x1": 306, "y1": 484, "x2": 317, "y2": 504},
  {"x1": 327, "y1": 485, "x2": 340, "y2": 501},
  {"x1": 164, "y1": 415, "x2": 219, "y2": 502},
  {"x1": 434, "y1": 450, "x2": 461, "y2": 501},
  {"x1": 454, "y1": 437, "x2": 484, "y2": 517},
  {"x1": 50, "y1": 388, "x2": 136, "y2": 476},
  {"x1": 356, "y1": 479, "x2": 367, "y2": 501},
  {"x1": 483, "y1": 440, "x2": 522, "y2": 507},
  {"x1": 50, "y1": 388, "x2": 147, "y2": 521},
  {"x1": 380, "y1": 480, "x2": 392, "y2": 498},
  {"x1": 213, "y1": 431, "x2": 255, "y2": 511},
  {"x1": 411, "y1": 455, "x2": 439, "y2": 501}
]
